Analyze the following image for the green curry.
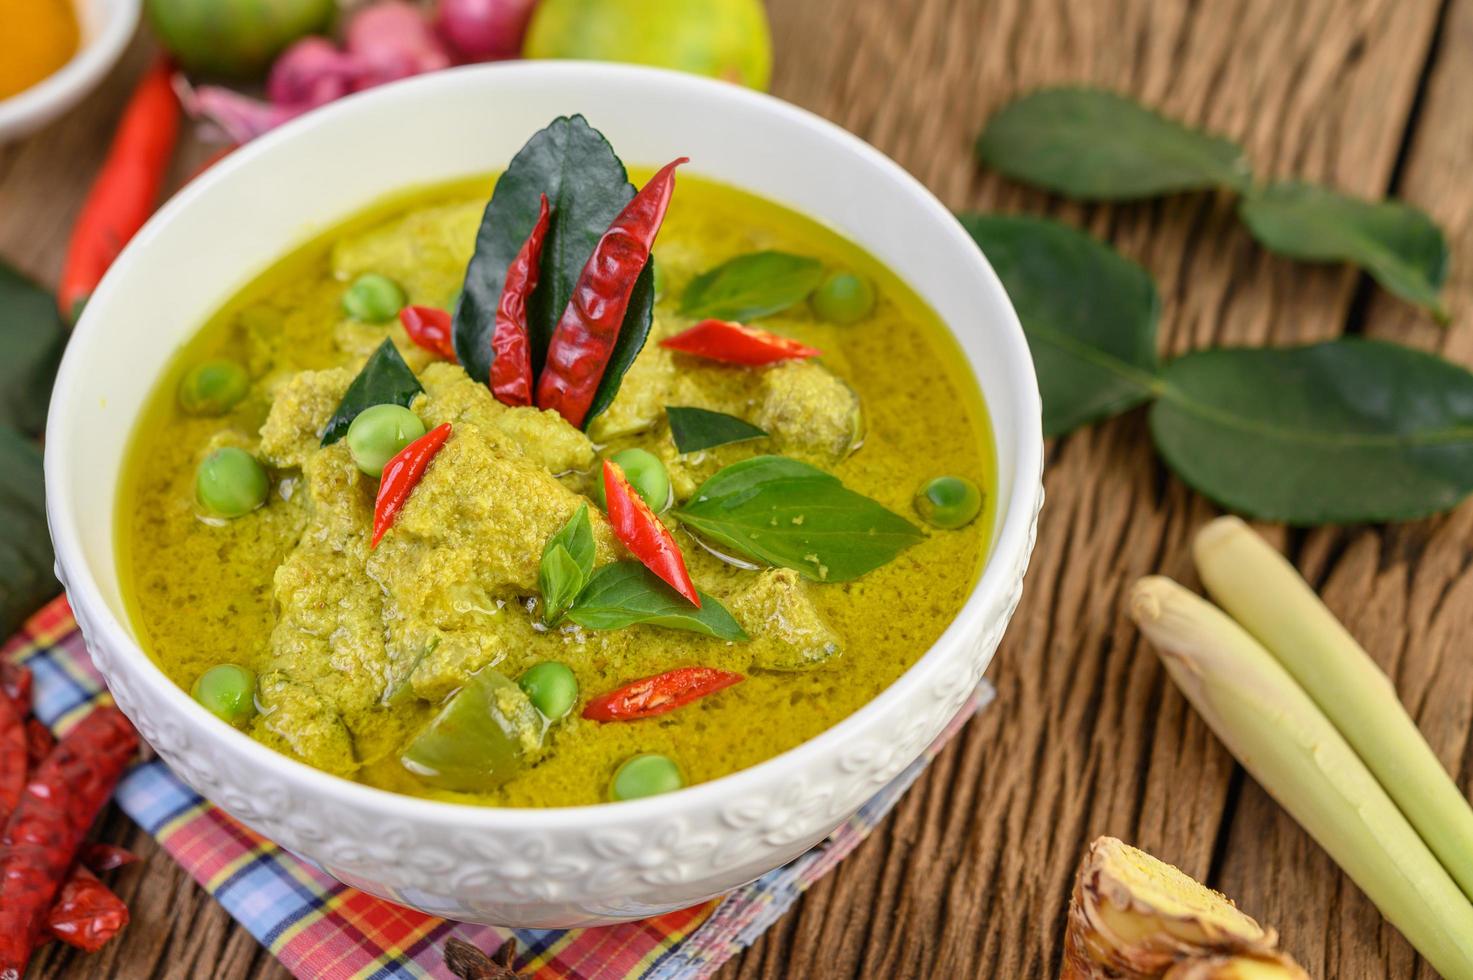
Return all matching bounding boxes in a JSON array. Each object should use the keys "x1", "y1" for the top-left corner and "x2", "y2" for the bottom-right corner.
[{"x1": 118, "y1": 165, "x2": 995, "y2": 808}]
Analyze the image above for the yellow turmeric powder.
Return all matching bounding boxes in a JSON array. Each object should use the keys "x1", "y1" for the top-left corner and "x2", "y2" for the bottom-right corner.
[{"x1": 0, "y1": 0, "x2": 80, "y2": 100}]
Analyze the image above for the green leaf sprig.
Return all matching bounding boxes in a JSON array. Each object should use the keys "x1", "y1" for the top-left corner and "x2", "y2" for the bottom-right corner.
[
  {"x1": 538, "y1": 504, "x2": 594, "y2": 626},
  {"x1": 673, "y1": 456, "x2": 924, "y2": 581},
  {"x1": 678, "y1": 250, "x2": 823, "y2": 321},
  {"x1": 963, "y1": 213, "x2": 1473, "y2": 524},
  {"x1": 976, "y1": 88, "x2": 1449, "y2": 319},
  {"x1": 321, "y1": 339, "x2": 423, "y2": 446},
  {"x1": 666, "y1": 406, "x2": 768, "y2": 454},
  {"x1": 566, "y1": 562, "x2": 748, "y2": 640},
  {"x1": 452, "y1": 115, "x2": 657, "y2": 425}
]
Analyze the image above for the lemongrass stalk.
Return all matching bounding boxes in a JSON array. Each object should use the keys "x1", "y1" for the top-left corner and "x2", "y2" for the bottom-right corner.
[
  {"x1": 1193, "y1": 516, "x2": 1473, "y2": 904},
  {"x1": 1129, "y1": 577, "x2": 1473, "y2": 980}
]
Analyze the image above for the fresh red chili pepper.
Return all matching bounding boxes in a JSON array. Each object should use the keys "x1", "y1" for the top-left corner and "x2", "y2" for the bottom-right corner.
[
  {"x1": 583, "y1": 667, "x2": 744, "y2": 722},
  {"x1": 660, "y1": 319, "x2": 822, "y2": 365},
  {"x1": 536, "y1": 158, "x2": 687, "y2": 427},
  {"x1": 371, "y1": 423, "x2": 452, "y2": 548},
  {"x1": 46, "y1": 865, "x2": 129, "y2": 952},
  {"x1": 400, "y1": 305, "x2": 457, "y2": 361},
  {"x1": 491, "y1": 193, "x2": 551, "y2": 407},
  {"x1": 0, "y1": 705, "x2": 138, "y2": 975},
  {"x1": 1, "y1": 662, "x2": 31, "y2": 708},
  {"x1": 57, "y1": 56, "x2": 181, "y2": 322},
  {"x1": 79, "y1": 842, "x2": 139, "y2": 874},
  {"x1": 602, "y1": 460, "x2": 699, "y2": 607},
  {"x1": 24, "y1": 718, "x2": 54, "y2": 771},
  {"x1": 0, "y1": 692, "x2": 24, "y2": 822}
]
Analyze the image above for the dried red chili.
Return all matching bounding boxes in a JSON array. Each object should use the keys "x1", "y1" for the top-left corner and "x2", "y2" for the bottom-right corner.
[
  {"x1": 371, "y1": 422, "x2": 452, "y2": 548},
  {"x1": 46, "y1": 865, "x2": 129, "y2": 952},
  {"x1": 0, "y1": 692, "x2": 25, "y2": 821},
  {"x1": 57, "y1": 56, "x2": 181, "y2": 322},
  {"x1": 536, "y1": 158, "x2": 687, "y2": 428},
  {"x1": 79, "y1": 842, "x2": 138, "y2": 873},
  {"x1": 491, "y1": 193, "x2": 550, "y2": 407},
  {"x1": 0, "y1": 661, "x2": 31, "y2": 708},
  {"x1": 659, "y1": 319, "x2": 822, "y2": 365},
  {"x1": 400, "y1": 305, "x2": 457, "y2": 361},
  {"x1": 0, "y1": 705, "x2": 138, "y2": 975},
  {"x1": 602, "y1": 460, "x2": 699, "y2": 607},
  {"x1": 24, "y1": 718, "x2": 54, "y2": 771},
  {"x1": 583, "y1": 667, "x2": 744, "y2": 722}
]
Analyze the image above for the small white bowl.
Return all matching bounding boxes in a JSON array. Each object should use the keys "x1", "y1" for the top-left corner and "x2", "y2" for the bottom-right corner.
[
  {"x1": 0, "y1": 0, "x2": 142, "y2": 143},
  {"x1": 46, "y1": 63, "x2": 1043, "y2": 927}
]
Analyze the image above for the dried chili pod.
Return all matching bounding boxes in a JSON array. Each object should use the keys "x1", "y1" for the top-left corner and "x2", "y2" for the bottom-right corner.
[
  {"x1": 0, "y1": 691, "x2": 25, "y2": 820},
  {"x1": 47, "y1": 865, "x2": 130, "y2": 952},
  {"x1": 24, "y1": 717, "x2": 54, "y2": 771},
  {"x1": 491, "y1": 193, "x2": 550, "y2": 407},
  {"x1": 0, "y1": 661, "x2": 32, "y2": 709},
  {"x1": 536, "y1": 158, "x2": 686, "y2": 428},
  {"x1": 79, "y1": 842, "x2": 139, "y2": 873},
  {"x1": 0, "y1": 706, "x2": 139, "y2": 975}
]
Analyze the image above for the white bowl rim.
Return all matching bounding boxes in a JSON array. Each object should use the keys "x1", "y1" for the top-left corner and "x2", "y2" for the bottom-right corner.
[
  {"x1": 0, "y1": 0, "x2": 142, "y2": 137},
  {"x1": 47, "y1": 61, "x2": 1042, "y2": 829}
]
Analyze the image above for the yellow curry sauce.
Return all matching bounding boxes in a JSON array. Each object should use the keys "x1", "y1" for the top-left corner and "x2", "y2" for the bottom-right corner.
[
  {"x1": 118, "y1": 173, "x2": 996, "y2": 807},
  {"x1": 0, "y1": 0, "x2": 80, "y2": 100}
]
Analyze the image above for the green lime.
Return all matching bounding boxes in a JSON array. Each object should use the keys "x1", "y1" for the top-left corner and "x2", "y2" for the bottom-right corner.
[{"x1": 525, "y1": 0, "x2": 772, "y2": 91}]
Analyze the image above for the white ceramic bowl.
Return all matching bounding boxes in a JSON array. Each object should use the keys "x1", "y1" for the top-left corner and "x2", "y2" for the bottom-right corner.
[
  {"x1": 0, "y1": 0, "x2": 141, "y2": 143},
  {"x1": 46, "y1": 63, "x2": 1043, "y2": 927}
]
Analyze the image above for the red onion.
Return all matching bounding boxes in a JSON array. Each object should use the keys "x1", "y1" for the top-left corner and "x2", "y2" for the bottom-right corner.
[
  {"x1": 434, "y1": 0, "x2": 537, "y2": 62},
  {"x1": 267, "y1": 36, "x2": 365, "y2": 108},
  {"x1": 347, "y1": 1, "x2": 453, "y2": 89}
]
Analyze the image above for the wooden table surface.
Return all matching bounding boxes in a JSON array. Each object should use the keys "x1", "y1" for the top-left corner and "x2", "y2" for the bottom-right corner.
[{"x1": 3, "y1": 0, "x2": 1471, "y2": 976}]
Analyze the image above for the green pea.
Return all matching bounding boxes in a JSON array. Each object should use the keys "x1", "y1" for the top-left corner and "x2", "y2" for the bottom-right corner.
[
  {"x1": 177, "y1": 359, "x2": 250, "y2": 417},
  {"x1": 342, "y1": 273, "x2": 406, "y2": 323},
  {"x1": 518, "y1": 662, "x2": 579, "y2": 721},
  {"x1": 196, "y1": 447, "x2": 269, "y2": 519},
  {"x1": 346, "y1": 404, "x2": 425, "y2": 476},
  {"x1": 914, "y1": 475, "x2": 983, "y2": 529},
  {"x1": 191, "y1": 664, "x2": 257, "y2": 727},
  {"x1": 594, "y1": 448, "x2": 671, "y2": 512},
  {"x1": 610, "y1": 753, "x2": 684, "y2": 801},
  {"x1": 811, "y1": 271, "x2": 876, "y2": 324}
]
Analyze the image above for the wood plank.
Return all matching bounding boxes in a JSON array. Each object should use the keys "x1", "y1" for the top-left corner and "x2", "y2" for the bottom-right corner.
[
  {"x1": 728, "y1": 0, "x2": 1445, "y2": 976},
  {"x1": 0, "y1": 0, "x2": 1460, "y2": 975}
]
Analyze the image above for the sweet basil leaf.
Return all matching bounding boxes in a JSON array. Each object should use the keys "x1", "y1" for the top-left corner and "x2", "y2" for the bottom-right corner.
[
  {"x1": 674, "y1": 455, "x2": 924, "y2": 582},
  {"x1": 539, "y1": 545, "x2": 584, "y2": 627},
  {"x1": 1150, "y1": 339, "x2": 1473, "y2": 524},
  {"x1": 567, "y1": 561, "x2": 747, "y2": 641},
  {"x1": 453, "y1": 114, "x2": 656, "y2": 425},
  {"x1": 0, "y1": 427, "x2": 58, "y2": 636},
  {"x1": 976, "y1": 88, "x2": 1252, "y2": 200},
  {"x1": 678, "y1": 251, "x2": 824, "y2": 321},
  {"x1": 0, "y1": 262, "x2": 66, "y2": 438},
  {"x1": 666, "y1": 406, "x2": 768, "y2": 454},
  {"x1": 959, "y1": 214, "x2": 1162, "y2": 437},
  {"x1": 1238, "y1": 182, "x2": 1449, "y2": 320},
  {"x1": 321, "y1": 339, "x2": 423, "y2": 445},
  {"x1": 539, "y1": 504, "x2": 595, "y2": 625}
]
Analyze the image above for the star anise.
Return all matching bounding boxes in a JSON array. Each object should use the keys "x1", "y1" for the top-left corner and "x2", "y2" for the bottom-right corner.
[{"x1": 444, "y1": 936, "x2": 533, "y2": 979}]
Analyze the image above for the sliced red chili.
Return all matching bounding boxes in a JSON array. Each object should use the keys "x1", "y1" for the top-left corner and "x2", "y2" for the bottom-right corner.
[
  {"x1": 399, "y1": 305, "x2": 457, "y2": 361},
  {"x1": 536, "y1": 158, "x2": 687, "y2": 427},
  {"x1": 58, "y1": 56, "x2": 181, "y2": 322},
  {"x1": 46, "y1": 866, "x2": 129, "y2": 952},
  {"x1": 0, "y1": 706, "x2": 138, "y2": 976},
  {"x1": 371, "y1": 422, "x2": 452, "y2": 548},
  {"x1": 583, "y1": 667, "x2": 744, "y2": 722},
  {"x1": 79, "y1": 842, "x2": 139, "y2": 873},
  {"x1": 660, "y1": 319, "x2": 822, "y2": 365},
  {"x1": 491, "y1": 193, "x2": 551, "y2": 407},
  {"x1": 603, "y1": 460, "x2": 699, "y2": 607}
]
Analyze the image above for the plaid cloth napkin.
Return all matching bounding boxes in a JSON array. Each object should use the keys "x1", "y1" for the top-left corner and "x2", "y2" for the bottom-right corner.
[{"x1": 3, "y1": 595, "x2": 993, "y2": 979}]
